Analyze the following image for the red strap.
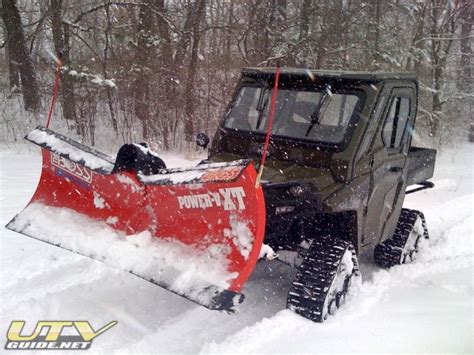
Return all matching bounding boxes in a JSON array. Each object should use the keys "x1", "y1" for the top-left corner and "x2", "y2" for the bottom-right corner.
[
  {"x1": 45, "y1": 60, "x2": 62, "y2": 128},
  {"x1": 256, "y1": 65, "x2": 281, "y2": 188}
]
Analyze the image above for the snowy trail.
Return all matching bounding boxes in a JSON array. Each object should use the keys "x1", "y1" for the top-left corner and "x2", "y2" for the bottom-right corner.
[
  {"x1": 203, "y1": 210, "x2": 473, "y2": 354},
  {"x1": 1, "y1": 145, "x2": 472, "y2": 354},
  {"x1": 1, "y1": 260, "x2": 110, "y2": 311},
  {"x1": 117, "y1": 261, "x2": 296, "y2": 354}
]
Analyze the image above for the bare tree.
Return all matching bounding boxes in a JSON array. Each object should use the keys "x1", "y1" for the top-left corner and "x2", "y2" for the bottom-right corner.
[
  {"x1": 183, "y1": 0, "x2": 207, "y2": 145},
  {"x1": 428, "y1": 0, "x2": 459, "y2": 137},
  {"x1": 51, "y1": 0, "x2": 78, "y2": 128},
  {"x1": 103, "y1": 1, "x2": 118, "y2": 135},
  {"x1": 458, "y1": 0, "x2": 473, "y2": 92},
  {"x1": 0, "y1": 14, "x2": 20, "y2": 92},
  {"x1": 133, "y1": 0, "x2": 155, "y2": 140},
  {"x1": 2, "y1": 0, "x2": 40, "y2": 111},
  {"x1": 365, "y1": 0, "x2": 382, "y2": 69},
  {"x1": 1, "y1": 0, "x2": 472, "y2": 147}
]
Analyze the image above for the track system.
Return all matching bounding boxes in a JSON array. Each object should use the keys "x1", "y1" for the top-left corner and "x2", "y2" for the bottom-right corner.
[
  {"x1": 286, "y1": 238, "x2": 361, "y2": 322},
  {"x1": 374, "y1": 208, "x2": 429, "y2": 268}
]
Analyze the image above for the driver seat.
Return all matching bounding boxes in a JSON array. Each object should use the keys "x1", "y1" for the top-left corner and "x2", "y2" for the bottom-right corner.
[{"x1": 112, "y1": 143, "x2": 166, "y2": 175}]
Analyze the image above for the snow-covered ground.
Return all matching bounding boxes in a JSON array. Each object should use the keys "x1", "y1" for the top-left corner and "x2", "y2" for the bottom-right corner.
[{"x1": 0, "y1": 144, "x2": 472, "y2": 354}]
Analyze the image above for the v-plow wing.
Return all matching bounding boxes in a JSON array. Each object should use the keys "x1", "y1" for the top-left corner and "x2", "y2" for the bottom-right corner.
[{"x1": 6, "y1": 126, "x2": 265, "y2": 312}]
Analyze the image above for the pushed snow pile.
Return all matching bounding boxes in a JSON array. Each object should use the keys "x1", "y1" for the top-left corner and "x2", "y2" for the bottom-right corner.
[{"x1": 7, "y1": 203, "x2": 238, "y2": 299}]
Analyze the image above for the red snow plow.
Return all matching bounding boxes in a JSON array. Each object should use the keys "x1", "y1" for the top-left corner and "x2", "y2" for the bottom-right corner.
[{"x1": 6, "y1": 126, "x2": 265, "y2": 312}]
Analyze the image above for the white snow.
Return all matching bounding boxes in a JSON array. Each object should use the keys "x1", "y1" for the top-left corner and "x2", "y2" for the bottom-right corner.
[
  {"x1": 132, "y1": 143, "x2": 162, "y2": 159},
  {"x1": 27, "y1": 129, "x2": 114, "y2": 172},
  {"x1": 140, "y1": 169, "x2": 205, "y2": 184},
  {"x1": 139, "y1": 160, "x2": 246, "y2": 185},
  {"x1": 106, "y1": 216, "x2": 118, "y2": 225},
  {"x1": 116, "y1": 173, "x2": 142, "y2": 193},
  {"x1": 7, "y1": 202, "x2": 236, "y2": 293},
  {"x1": 93, "y1": 191, "x2": 109, "y2": 209},
  {"x1": 224, "y1": 216, "x2": 254, "y2": 260},
  {"x1": 68, "y1": 69, "x2": 116, "y2": 88},
  {"x1": 259, "y1": 244, "x2": 278, "y2": 260},
  {"x1": 1, "y1": 145, "x2": 473, "y2": 353}
]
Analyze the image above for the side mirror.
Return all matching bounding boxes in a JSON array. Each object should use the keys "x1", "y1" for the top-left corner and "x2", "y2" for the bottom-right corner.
[{"x1": 196, "y1": 133, "x2": 210, "y2": 149}]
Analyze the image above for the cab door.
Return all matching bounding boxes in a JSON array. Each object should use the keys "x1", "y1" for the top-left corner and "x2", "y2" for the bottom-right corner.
[{"x1": 363, "y1": 86, "x2": 416, "y2": 246}]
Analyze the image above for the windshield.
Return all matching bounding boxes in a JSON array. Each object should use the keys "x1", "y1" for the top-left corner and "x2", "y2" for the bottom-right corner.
[{"x1": 224, "y1": 85, "x2": 363, "y2": 145}]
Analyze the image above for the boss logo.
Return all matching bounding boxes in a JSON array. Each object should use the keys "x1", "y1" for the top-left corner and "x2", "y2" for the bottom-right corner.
[{"x1": 51, "y1": 153, "x2": 92, "y2": 184}]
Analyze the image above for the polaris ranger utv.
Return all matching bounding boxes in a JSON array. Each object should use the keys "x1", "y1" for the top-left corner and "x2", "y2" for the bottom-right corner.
[
  {"x1": 7, "y1": 67, "x2": 436, "y2": 323},
  {"x1": 200, "y1": 67, "x2": 437, "y2": 322}
]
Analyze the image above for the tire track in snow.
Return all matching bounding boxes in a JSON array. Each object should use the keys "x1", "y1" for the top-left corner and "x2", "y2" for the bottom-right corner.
[
  {"x1": 117, "y1": 307, "x2": 233, "y2": 353},
  {"x1": 116, "y1": 262, "x2": 296, "y2": 354},
  {"x1": 324, "y1": 194, "x2": 474, "y2": 320},
  {"x1": 0, "y1": 247, "x2": 83, "y2": 290},
  {"x1": 200, "y1": 310, "x2": 309, "y2": 354},
  {"x1": 1, "y1": 259, "x2": 110, "y2": 311}
]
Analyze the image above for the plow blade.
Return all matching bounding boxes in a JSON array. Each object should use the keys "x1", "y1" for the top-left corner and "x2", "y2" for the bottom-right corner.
[{"x1": 6, "y1": 126, "x2": 266, "y2": 312}]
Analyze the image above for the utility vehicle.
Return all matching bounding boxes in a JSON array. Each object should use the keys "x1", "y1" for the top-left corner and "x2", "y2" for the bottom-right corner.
[
  {"x1": 7, "y1": 67, "x2": 436, "y2": 322},
  {"x1": 199, "y1": 67, "x2": 437, "y2": 321}
]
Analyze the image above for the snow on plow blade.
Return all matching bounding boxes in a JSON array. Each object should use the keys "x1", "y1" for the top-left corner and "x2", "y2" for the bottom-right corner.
[{"x1": 6, "y1": 126, "x2": 265, "y2": 312}]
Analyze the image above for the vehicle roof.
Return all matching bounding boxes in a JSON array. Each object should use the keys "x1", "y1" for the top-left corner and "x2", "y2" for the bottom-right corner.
[{"x1": 242, "y1": 67, "x2": 417, "y2": 82}]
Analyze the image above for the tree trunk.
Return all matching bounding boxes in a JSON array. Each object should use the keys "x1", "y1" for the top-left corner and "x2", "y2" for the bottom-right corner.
[
  {"x1": 430, "y1": 0, "x2": 442, "y2": 137},
  {"x1": 51, "y1": 0, "x2": 78, "y2": 129},
  {"x1": 458, "y1": 0, "x2": 473, "y2": 91},
  {"x1": 428, "y1": 0, "x2": 457, "y2": 138},
  {"x1": 103, "y1": 2, "x2": 118, "y2": 135},
  {"x1": 2, "y1": 0, "x2": 40, "y2": 111},
  {"x1": 184, "y1": 0, "x2": 207, "y2": 143},
  {"x1": 405, "y1": 2, "x2": 427, "y2": 72},
  {"x1": 365, "y1": 0, "x2": 382, "y2": 69},
  {"x1": 297, "y1": 0, "x2": 311, "y2": 66},
  {"x1": 6, "y1": 33, "x2": 20, "y2": 91},
  {"x1": 0, "y1": 13, "x2": 20, "y2": 92},
  {"x1": 156, "y1": 0, "x2": 176, "y2": 147},
  {"x1": 133, "y1": 0, "x2": 155, "y2": 140},
  {"x1": 224, "y1": 1, "x2": 234, "y2": 71}
]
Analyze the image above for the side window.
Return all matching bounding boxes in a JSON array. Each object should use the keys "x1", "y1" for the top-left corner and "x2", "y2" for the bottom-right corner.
[
  {"x1": 382, "y1": 96, "x2": 410, "y2": 149},
  {"x1": 356, "y1": 95, "x2": 388, "y2": 162}
]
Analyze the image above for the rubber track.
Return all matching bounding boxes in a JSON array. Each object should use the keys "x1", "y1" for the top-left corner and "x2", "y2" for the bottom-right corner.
[
  {"x1": 286, "y1": 237, "x2": 360, "y2": 322},
  {"x1": 374, "y1": 208, "x2": 429, "y2": 268}
]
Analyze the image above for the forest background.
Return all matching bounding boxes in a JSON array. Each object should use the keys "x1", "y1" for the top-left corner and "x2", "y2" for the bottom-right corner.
[{"x1": 1, "y1": 0, "x2": 472, "y2": 151}]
